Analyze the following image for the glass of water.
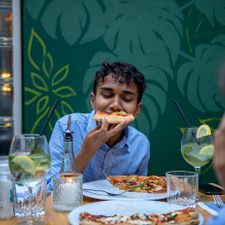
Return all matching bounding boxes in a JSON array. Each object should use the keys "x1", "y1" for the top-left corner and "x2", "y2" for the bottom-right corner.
[{"x1": 166, "y1": 170, "x2": 198, "y2": 207}]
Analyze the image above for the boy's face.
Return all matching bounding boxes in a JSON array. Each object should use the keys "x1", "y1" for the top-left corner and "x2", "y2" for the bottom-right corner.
[{"x1": 91, "y1": 74, "x2": 142, "y2": 117}]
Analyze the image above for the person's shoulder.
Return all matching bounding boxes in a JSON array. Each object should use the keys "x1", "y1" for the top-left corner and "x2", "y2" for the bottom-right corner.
[{"x1": 128, "y1": 126, "x2": 150, "y2": 143}]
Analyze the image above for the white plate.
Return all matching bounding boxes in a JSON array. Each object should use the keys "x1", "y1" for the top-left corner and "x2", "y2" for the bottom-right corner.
[
  {"x1": 83, "y1": 179, "x2": 168, "y2": 200},
  {"x1": 68, "y1": 200, "x2": 204, "y2": 225}
]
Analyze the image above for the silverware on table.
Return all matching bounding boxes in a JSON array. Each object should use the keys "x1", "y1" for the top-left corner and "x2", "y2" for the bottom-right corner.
[
  {"x1": 213, "y1": 195, "x2": 224, "y2": 207},
  {"x1": 83, "y1": 188, "x2": 127, "y2": 196}
]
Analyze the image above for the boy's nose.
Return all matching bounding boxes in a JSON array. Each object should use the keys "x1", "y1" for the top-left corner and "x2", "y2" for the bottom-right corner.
[{"x1": 109, "y1": 97, "x2": 122, "y2": 111}]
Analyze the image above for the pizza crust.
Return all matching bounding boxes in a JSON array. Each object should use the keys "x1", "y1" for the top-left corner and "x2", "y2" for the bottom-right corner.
[{"x1": 93, "y1": 111, "x2": 135, "y2": 124}]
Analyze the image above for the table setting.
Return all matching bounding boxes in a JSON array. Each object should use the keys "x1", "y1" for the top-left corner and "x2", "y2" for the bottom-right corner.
[
  {"x1": 0, "y1": 102, "x2": 224, "y2": 225},
  {"x1": 0, "y1": 172, "x2": 224, "y2": 225}
]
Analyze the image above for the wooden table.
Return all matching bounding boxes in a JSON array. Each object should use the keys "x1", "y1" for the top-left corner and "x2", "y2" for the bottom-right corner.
[{"x1": 0, "y1": 193, "x2": 221, "y2": 225}]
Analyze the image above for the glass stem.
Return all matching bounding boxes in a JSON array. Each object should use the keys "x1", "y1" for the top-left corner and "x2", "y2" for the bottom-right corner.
[
  {"x1": 194, "y1": 166, "x2": 201, "y2": 175},
  {"x1": 194, "y1": 166, "x2": 201, "y2": 201}
]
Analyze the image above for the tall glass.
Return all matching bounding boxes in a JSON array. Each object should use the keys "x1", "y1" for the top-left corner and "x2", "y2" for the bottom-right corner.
[
  {"x1": 181, "y1": 127, "x2": 214, "y2": 175},
  {"x1": 8, "y1": 134, "x2": 50, "y2": 225}
]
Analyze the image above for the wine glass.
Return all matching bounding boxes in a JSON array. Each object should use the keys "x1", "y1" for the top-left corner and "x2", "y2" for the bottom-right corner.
[
  {"x1": 8, "y1": 134, "x2": 50, "y2": 224},
  {"x1": 181, "y1": 127, "x2": 214, "y2": 175}
]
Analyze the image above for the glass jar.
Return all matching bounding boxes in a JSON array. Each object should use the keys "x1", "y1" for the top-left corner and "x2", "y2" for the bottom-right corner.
[{"x1": 0, "y1": 156, "x2": 14, "y2": 219}]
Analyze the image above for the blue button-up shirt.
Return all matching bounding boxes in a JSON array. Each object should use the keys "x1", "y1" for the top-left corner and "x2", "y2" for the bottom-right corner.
[{"x1": 47, "y1": 111, "x2": 150, "y2": 190}]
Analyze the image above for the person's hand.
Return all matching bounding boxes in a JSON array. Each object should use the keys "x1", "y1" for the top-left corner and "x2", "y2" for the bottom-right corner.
[
  {"x1": 84, "y1": 118, "x2": 129, "y2": 154},
  {"x1": 213, "y1": 113, "x2": 225, "y2": 189},
  {"x1": 75, "y1": 119, "x2": 129, "y2": 172}
]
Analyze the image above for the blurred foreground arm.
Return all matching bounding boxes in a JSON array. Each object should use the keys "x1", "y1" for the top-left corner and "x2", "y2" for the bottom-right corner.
[{"x1": 213, "y1": 113, "x2": 225, "y2": 190}]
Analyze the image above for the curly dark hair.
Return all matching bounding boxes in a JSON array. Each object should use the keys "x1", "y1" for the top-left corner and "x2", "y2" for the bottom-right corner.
[{"x1": 93, "y1": 62, "x2": 146, "y2": 103}]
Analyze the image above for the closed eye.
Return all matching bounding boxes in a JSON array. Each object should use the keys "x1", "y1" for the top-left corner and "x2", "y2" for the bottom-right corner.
[{"x1": 102, "y1": 93, "x2": 113, "y2": 99}]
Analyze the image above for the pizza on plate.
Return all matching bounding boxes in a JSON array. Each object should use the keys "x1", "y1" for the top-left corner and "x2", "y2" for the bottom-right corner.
[
  {"x1": 79, "y1": 207, "x2": 199, "y2": 225},
  {"x1": 107, "y1": 175, "x2": 167, "y2": 194},
  {"x1": 93, "y1": 111, "x2": 135, "y2": 124}
]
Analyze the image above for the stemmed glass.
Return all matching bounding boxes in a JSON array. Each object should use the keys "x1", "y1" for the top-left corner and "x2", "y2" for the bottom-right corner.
[
  {"x1": 181, "y1": 127, "x2": 214, "y2": 175},
  {"x1": 8, "y1": 134, "x2": 50, "y2": 224}
]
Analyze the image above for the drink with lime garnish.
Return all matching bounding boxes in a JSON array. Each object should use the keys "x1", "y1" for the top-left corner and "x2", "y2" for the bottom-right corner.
[
  {"x1": 181, "y1": 125, "x2": 214, "y2": 174},
  {"x1": 9, "y1": 150, "x2": 50, "y2": 185},
  {"x1": 181, "y1": 143, "x2": 214, "y2": 168},
  {"x1": 8, "y1": 134, "x2": 50, "y2": 222}
]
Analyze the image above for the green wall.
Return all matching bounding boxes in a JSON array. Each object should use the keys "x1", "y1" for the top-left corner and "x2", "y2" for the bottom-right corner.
[{"x1": 22, "y1": 0, "x2": 225, "y2": 183}]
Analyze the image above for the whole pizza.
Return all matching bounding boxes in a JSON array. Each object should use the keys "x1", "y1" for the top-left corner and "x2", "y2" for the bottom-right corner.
[
  {"x1": 79, "y1": 207, "x2": 199, "y2": 225},
  {"x1": 107, "y1": 175, "x2": 167, "y2": 194}
]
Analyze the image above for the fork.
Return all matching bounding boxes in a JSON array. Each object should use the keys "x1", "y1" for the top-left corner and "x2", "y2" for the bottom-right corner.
[
  {"x1": 83, "y1": 188, "x2": 127, "y2": 196},
  {"x1": 213, "y1": 195, "x2": 224, "y2": 207}
]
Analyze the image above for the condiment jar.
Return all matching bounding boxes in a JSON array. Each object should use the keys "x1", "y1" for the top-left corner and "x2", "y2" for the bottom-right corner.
[{"x1": 0, "y1": 156, "x2": 14, "y2": 219}]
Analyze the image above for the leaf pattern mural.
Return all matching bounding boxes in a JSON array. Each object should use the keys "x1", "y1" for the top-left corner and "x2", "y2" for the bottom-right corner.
[
  {"x1": 177, "y1": 35, "x2": 225, "y2": 112},
  {"x1": 24, "y1": 29, "x2": 76, "y2": 133},
  {"x1": 26, "y1": 0, "x2": 106, "y2": 45},
  {"x1": 194, "y1": 0, "x2": 225, "y2": 26},
  {"x1": 103, "y1": 0, "x2": 183, "y2": 66},
  {"x1": 23, "y1": 0, "x2": 225, "y2": 181}
]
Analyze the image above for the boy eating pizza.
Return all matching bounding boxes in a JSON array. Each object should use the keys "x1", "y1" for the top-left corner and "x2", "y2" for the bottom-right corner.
[{"x1": 47, "y1": 62, "x2": 150, "y2": 189}]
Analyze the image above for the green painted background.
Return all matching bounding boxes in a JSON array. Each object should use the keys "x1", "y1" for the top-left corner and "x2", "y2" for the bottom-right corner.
[{"x1": 22, "y1": 0, "x2": 225, "y2": 183}]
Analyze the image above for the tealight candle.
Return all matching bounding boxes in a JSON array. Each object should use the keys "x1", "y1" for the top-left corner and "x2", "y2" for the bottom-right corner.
[{"x1": 53, "y1": 172, "x2": 83, "y2": 212}]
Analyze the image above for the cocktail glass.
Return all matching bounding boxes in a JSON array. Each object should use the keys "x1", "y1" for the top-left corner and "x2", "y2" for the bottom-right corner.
[{"x1": 181, "y1": 127, "x2": 214, "y2": 175}]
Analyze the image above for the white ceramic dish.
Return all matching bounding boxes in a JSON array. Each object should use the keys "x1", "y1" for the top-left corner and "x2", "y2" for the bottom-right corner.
[
  {"x1": 68, "y1": 200, "x2": 204, "y2": 225},
  {"x1": 83, "y1": 179, "x2": 168, "y2": 200}
]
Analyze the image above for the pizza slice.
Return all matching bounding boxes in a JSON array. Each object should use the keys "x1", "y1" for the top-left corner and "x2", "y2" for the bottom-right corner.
[
  {"x1": 107, "y1": 175, "x2": 167, "y2": 194},
  {"x1": 79, "y1": 208, "x2": 199, "y2": 225},
  {"x1": 93, "y1": 111, "x2": 135, "y2": 124}
]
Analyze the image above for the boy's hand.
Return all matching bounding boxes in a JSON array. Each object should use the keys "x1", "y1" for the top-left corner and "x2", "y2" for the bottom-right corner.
[
  {"x1": 85, "y1": 118, "x2": 129, "y2": 151},
  {"x1": 74, "y1": 119, "x2": 129, "y2": 173}
]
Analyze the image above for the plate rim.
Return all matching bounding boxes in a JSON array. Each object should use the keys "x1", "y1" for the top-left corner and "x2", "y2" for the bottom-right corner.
[
  {"x1": 83, "y1": 179, "x2": 168, "y2": 200},
  {"x1": 68, "y1": 200, "x2": 203, "y2": 225}
]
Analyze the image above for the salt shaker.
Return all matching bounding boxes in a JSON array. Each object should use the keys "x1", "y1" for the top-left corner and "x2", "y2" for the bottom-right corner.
[{"x1": 0, "y1": 156, "x2": 14, "y2": 219}]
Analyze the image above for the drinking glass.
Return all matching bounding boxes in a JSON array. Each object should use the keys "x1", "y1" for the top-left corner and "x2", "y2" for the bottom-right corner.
[
  {"x1": 181, "y1": 127, "x2": 214, "y2": 175},
  {"x1": 8, "y1": 134, "x2": 50, "y2": 225},
  {"x1": 166, "y1": 170, "x2": 198, "y2": 207}
]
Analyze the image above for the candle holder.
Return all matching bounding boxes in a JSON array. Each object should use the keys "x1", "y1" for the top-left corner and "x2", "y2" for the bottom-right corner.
[{"x1": 53, "y1": 172, "x2": 83, "y2": 212}]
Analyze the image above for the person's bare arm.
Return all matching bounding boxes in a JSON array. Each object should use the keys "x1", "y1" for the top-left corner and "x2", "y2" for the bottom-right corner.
[
  {"x1": 75, "y1": 119, "x2": 129, "y2": 173},
  {"x1": 213, "y1": 113, "x2": 225, "y2": 189}
]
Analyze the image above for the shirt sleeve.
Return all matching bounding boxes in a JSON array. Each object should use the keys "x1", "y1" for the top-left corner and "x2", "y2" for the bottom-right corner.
[
  {"x1": 47, "y1": 119, "x2": 65, "y2": 191},
  {"x1": 136, "y1": 139, "x2": 150, "y2": 175}
]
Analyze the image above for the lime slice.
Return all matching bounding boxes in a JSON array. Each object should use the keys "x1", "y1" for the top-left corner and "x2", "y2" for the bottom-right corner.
[
  {"x1": 12, "y1": 155, "x2": 36, "y2": 176},
  {"x1": 199, "y1": 145, "x2": 214, "y2": 156},
  {"x1": 196, "y1": 125, "x2": 211, "y2": 138},
  {"x1": 36, "y1": 165, "x2": 48, "y2": 173}
]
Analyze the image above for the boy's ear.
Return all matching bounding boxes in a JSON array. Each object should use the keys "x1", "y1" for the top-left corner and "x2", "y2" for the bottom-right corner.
[
  {"x1": 90, "y1": 92, "x2": 95, "y2": 109},
  {"x1": 134, "y1": 103, "x2": 142, "y2": 117}
]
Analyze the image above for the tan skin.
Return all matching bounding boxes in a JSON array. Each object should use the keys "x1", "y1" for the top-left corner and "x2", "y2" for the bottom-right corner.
[
  {"x1": 213, "y1": 113, "x2": 225, "y2": 190},
  {"x1": 75, "y1": 74, "x2": 142, "y2": 173},
  {"x1": 213, "y1": 67, "x2": 225, "y2": 191}
]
